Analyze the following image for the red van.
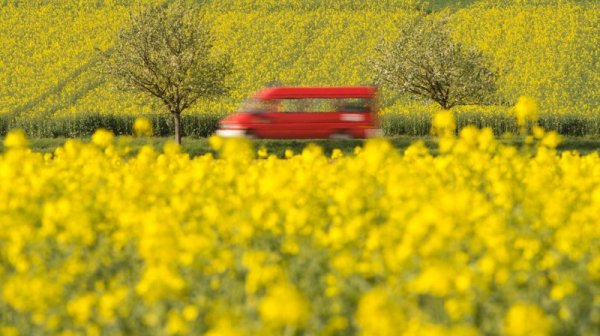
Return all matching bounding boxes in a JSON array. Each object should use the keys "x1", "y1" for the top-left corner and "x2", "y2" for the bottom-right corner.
[{"x1": 216, "y1": 86, "x2": 382, "y2": 139}]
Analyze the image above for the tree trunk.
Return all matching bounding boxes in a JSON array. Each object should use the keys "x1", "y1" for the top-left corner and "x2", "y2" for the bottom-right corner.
[{"x1": 173, "y1": 112, "x2": 182, "y2": 144}]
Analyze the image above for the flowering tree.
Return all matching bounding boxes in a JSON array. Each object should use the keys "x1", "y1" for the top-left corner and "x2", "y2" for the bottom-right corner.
[
  {"x1": 101, "y1": 2, "x2": 232, "y2": 144},
  {"x1": 371, "y1": 14, "x2": 498, "y2": 110}
]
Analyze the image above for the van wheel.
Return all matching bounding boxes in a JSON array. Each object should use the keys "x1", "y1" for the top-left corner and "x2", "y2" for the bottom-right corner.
[{"x1": 329, "y1": 131, "x2": 353, "y2": 140}]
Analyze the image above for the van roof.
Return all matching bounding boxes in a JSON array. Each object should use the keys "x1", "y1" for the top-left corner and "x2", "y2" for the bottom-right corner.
[{"x1": 254, "y1": 86, "x2": 376, "y2": 99}]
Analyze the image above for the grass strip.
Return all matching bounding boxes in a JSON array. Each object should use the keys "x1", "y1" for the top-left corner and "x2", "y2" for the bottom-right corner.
[{"x1": 3, "y1": 136, "x2": 600, "y2": 158}]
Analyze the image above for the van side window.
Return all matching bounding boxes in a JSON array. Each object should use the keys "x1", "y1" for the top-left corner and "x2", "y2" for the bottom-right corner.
[
  {"x1": 277, "y1": 99, "x2": 302, "y2": 113},
  {"x1": 278, "y1": 98, "x2": 336, "y2": 113},
  {"x1": 258, "y1": 98, "x2": 371, "y2": 113},
  {"x1": 336, "y1": 98, "x2": 370, "y2": 112}
]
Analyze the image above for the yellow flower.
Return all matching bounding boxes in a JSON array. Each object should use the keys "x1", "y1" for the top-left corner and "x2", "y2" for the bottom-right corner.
[
  {"x1": 540, "y1": 131, "x2": 561, "y2": 149},
  {"x1": 504, "y1": 303, "x2": 552, "y2": 336},
  {"x1": 587, "y1": 256, "x2": 600, "y2": 280},
  {"x1": 257, "y1": 146, "x2": 268, "y2": 158},
  {"x1": 403, "y1": 140, "x2": 429, "y2": 158},
  {"x1": 356, "y1": 287, "x2": 403, "y2": 336},
  {"x1": 163, "y1": 141, "x2": 181, "y2": 155},
  {"x1": 514, "y1": 96, "x2": 539, "y2": 127},
  {"x1": 209, "y1": 135, "x2": 224, "y2": 151},
  {"x1": 205, "y1": 318, "x2": 245, "y2": 336},
  {"x1": 91, "y1": 128, "x2": 114, "y2": 147},
  {"x1": 133, "y1": 117, "x2": 153, "y2": 137},
  {"x1": 3, "y1": 129, "x2": 29, "y2": 149},
  {"x1": 182, "y1": 305, "x2": 199, "y2": 321},
  {"x1": 301, "y1": 143, "x2": 324, "y2": 162},
  {"x1": 410, "y1": 264, "x2": 453, "y2": 297},
  {"x1": 67, "y1": 293, "x2": 96, "y2": 324},
  {"x1": 259, "y1": 282, "x2": 309, "y2": 328},
  {"x1": 331, "y1": 148, "x2": 343, "y2": 159},
  {"x1": 432, "y1": 110, "x2": 456, "y2": 137},
  {"x1": 166, "y1": 309, "x2": 188, "y2": 335},
  {"x1": 0, "y1": 327, "x2": 19, "y2": 336},
  {"x1": 444, "y1": 298, "x2": 472, "y2": 321},
  {"x1": 532, "y1": 126, "x2": 545, "y2": 139},
  {"x1": 550, "y1": 280, "x2": 575, "y2": 301},
  {"x1": 284, "y1": 148, "x2": 294, "y2": 158}
]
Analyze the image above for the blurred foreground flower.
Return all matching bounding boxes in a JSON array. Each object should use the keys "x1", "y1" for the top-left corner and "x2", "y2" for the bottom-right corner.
[
  {"x1": 540, "y1": 131, "x2": 562, "y2": 149},
  {"x1": 3, "y1": 129, "x2": 29, "y2": 149},
  {"x1": 432, "y1": 110, "x2": 456, "y2": 137},
  {"x1": 92, "y1": 128, "x2": 115, "y2": 147},
  {"x1": 133, "y1": 117, "x2": 153, "y2": 137},
  {"x1": 356, "y1": 287, "x2": 403, "y2": 336},
  {"x1": 514, "y1": 96, "x2": 539, "y2": 128},
  {"x1": 259, "y1": 282, "x2": 309, "y2": 328},
  {"x1": 504, "y1": 303, "x2": 552, "y2": 336}
]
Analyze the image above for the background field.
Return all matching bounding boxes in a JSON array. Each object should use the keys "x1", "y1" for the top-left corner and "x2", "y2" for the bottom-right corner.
[{"x1": 0, "y1": 0, "x2": 598, "y2": 138}]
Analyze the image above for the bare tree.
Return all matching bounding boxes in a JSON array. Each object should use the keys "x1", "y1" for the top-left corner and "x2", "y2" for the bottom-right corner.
[
  {"x1": 371, "y1": 15, "x2": 498, "y2": 110},
  {"x1": 101, "y1": 1, "x2": 232, "y2": 144}
]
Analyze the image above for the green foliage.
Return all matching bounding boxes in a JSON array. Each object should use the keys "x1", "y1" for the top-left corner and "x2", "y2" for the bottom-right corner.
[
  {"x1": 0, "y1": 113, "x2": 223, "y2": 138},
  {"x1": 381, "y1": 111, "x2": 600, "y2": 137}
]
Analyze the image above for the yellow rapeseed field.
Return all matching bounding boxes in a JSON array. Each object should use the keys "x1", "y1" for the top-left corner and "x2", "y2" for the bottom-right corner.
[
  {"x1": 0, "y1": 1, "x2": 597, "y2": 117},
  {"x1": 1, "y1": 112, "x2": 599, "y2": 335}
]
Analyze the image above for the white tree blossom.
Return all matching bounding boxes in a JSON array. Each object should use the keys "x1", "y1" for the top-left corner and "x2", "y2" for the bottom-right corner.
[
  {"x1": 371, "y1": 15, "x2": 498, "y2": 110},
  {"x1": 101, "y1": 2, "x2": 232, "y2": 144}
]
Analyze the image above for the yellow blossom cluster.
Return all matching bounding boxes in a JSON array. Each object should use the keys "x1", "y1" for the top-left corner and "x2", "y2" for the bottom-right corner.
[{"x1": 1, "y1": 120, "x2": 599, "y2": 334}]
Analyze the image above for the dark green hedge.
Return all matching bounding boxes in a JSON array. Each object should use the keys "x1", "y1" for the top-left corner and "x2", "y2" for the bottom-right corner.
[
  {"x1": 382, "y1": 111, "x2": 600, "y2": 137},
  {"x1": 1, "y1": 112, "x2": 600, "y2": 138},
  {"x1": 0, "y1": 113, "x2": 223, "y2": 138}
]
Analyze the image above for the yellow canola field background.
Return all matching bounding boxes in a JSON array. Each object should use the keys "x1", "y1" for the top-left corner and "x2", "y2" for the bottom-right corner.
[
  {"x1": 0, "y1": 1, "x2": 597, "y2": 116},
  {"x1": 1, "y1": 124, "x2": 599, "y2": 335}
]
